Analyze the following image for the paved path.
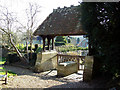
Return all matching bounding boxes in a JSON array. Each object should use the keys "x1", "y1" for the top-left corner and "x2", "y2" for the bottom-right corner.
[{"x1": 1, "y1": 65, "x2": 96, "y2": 88}]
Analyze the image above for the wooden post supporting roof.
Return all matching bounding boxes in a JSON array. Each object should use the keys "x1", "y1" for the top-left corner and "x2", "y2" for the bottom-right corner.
[
  {"x1": 51, "y1": 37, "x2": 54, "y2": 50},
  {"x1": 47, "y1": 36, "x2": 51, "y2": 50},
  {"x1": 41, "y1": 36, "x2": 46, "y2": 51}
]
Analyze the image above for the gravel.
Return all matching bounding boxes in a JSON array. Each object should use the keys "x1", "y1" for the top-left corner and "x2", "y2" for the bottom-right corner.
[{"x1": 0, "y1": 65, "x2": 102, "y2": 88}]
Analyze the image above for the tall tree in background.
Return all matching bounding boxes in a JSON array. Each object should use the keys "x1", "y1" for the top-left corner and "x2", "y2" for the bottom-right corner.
[{"x1": 79, "y1": 2, "x2": 120, "y2": 77}]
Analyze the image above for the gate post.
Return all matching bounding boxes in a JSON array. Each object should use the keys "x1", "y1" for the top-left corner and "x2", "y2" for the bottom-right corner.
[{"x1": 83, "y1": 56, "x2": 94, "y2": 82}]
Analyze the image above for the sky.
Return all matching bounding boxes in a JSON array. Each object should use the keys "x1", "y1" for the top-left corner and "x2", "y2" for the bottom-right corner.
[{"x1": 0, "y1": 0, "x2": 81, "y2": 30}]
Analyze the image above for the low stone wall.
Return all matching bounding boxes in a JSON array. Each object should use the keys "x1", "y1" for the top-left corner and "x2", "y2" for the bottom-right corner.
[
  {"x1": 34, "y1": 51, "x2": 58, "y2": 72},
  {"x1": 83, "y1": 56, "x2": 94, "y2": 82},
  {"x1": 57, "y1": 61, "x2": 78, "y2": 76},
  {"x1": 2, "y1": 48, "x2": 9, "y2": 58},
  {"x1": 6, "y1": 53, "x2": 21, "y2": 64}
]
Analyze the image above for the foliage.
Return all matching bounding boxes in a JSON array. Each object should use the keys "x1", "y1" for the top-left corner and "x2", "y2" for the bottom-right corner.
[
  {"x1": 79, "y1": 2, "x2": 120, "y2": 77},
  {"x1": 55, "y1": 45, "x2": 88, "y2": 52},
  {"x1": 67, "y1": 51, "x2": 79, "y2": 55},
  {"x1": 15, "y1": 44, "x2": 38, "y2": 52},
  {"x1": 0, "y1": 58, "x2": 17, "y2": 77},
  {"x1": 66, "y1": 36, "x2": 71, "y2": 43},
  {"x1": 16, "y1": 44, "x2": 25, "y2": 51},
  {"x1": 67, "y1": 38, "x2": 71, "y2": 43},
  {"x1": 36, "y1": 47, "x2": 42, "y2": 53},
  {"x1": 0, "y1": 70, "x2": 17, "y2": 77},
  {"x1": 0, "y1": 6, "x2": 28, "y2": 63},
  {"x1": 55, "y1": 36, "x2": 67, "y2": 46},
  {"x1": 55, "y1": 36, "x2": 66, "y2": 42},
  {"x1": 55, "y1": 42, "x2": 66, "y2": 46}
]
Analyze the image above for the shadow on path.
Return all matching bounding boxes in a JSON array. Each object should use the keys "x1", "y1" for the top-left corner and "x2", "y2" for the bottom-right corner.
[
  {"x1": 3, "y1": 65, "x2": 109, "y2": 88},
  {"x1": 4, "y1": 65, "x2": 83, "y2": 83}
]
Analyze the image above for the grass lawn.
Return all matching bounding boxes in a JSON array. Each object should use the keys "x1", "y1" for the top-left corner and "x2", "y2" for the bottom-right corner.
[{"x1": 0, "y1": 57, "x2": 17, "y2": 77}]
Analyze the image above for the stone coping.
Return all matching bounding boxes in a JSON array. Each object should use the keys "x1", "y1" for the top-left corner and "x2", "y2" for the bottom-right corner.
[
  {"x1": 58, "y1": 61, "x2": 76, "y2": 67},
  {"x1": 41, "y1": 50, "x2": 57, "y2": 54}
]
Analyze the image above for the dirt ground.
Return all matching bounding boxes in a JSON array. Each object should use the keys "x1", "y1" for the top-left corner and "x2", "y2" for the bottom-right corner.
[{"x1": 0, "y1": 65, "x2": 107, "y2": 88}]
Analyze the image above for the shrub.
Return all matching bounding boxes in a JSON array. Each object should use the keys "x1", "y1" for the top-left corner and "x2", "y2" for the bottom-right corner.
[
  {"x1": 16, "y1": 44, "x2": 25, "y2": 51},
  {"x1": 55, "y1": 36, "x2": 67, "y2": 46},
  {"x1": 55, "y1": 42, "x2": 66, "y2": 46},
  {"x1": 56, "y1": 45, "x2": 88, "y2": 52},
  {"x1": 36, "y1": 47, "x2": 42, "y2": 53}
]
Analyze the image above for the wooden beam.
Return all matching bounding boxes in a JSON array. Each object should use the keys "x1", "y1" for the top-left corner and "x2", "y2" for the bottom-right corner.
[
  {"x1": 41, "y1": 36, "x2": 46, "y2": 52},
  {"x1": 43, "y1": 37, "x2": 45, "y2": 51},
  {"x1": 47, "y1": 36, "x2": 51, "y2": 50},
  {"x1": 51, "y1": 37, "x2": 54, "y2": 50}
]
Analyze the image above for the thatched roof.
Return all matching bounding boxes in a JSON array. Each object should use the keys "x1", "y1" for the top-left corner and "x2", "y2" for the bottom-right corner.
[{"x1": 33, "y1": 5, "x2": 86, "y2": 36}]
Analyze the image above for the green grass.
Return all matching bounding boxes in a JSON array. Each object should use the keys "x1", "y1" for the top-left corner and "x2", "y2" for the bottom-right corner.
[
  {"x1": 0, "y1": 61, "x2": 5, "y2": 65},
  {"x1": 0, "y1": 57, "x2": 17, "y2": 77}
]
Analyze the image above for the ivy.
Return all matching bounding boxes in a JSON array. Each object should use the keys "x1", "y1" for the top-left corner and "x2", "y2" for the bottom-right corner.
[{"x1": 79, "y1": 2, "x2": 120, "y2": 77}]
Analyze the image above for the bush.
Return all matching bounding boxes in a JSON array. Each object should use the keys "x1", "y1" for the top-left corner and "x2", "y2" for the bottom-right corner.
[
  {"x1": 28, "y1": 46, "x2": 31, "y2": 50},
  {"x1": 16, "y1": 44, "x2": 25, "y2": 51},
  {"x1": 56, "y1": 45, "x2": 88, "y2": 52},
  {"x1": 55, "y1": 36, "x2": 66, "y2": 42},
  {"x1": 36, "y1": 47, "x2": 42, "y2": 53},
  {"x1": 80, "y1": 2, "x2": 120, "y2": 78},
  {"x1": 55, "y1": 36, "x2": 67, "y2": 46},
  {"x1": 55, "y1": 42, "x2": 66, "y2": 46}
]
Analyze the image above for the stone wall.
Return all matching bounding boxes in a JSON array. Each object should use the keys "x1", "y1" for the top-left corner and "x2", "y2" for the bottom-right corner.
[
  {"x1": 57, "y1": 62, "x2": 78, "y2": 76},
  {"x1": 83, "y1": 56, "x2": 94, "y2": 82},
  {"x1": 2, "y1": 48, "x2": 9, "y2": 58},
  {"x1": 34, "y1": 51, "x2": 58, "y2": 72}
]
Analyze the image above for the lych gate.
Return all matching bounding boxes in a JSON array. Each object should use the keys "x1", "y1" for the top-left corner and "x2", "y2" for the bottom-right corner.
[
  {"x1": 33, "y1": 6, "x2": 87, "y2": 51},
  {"x1": 33, "y1": 5, "x2": 93, "y2": 81}
]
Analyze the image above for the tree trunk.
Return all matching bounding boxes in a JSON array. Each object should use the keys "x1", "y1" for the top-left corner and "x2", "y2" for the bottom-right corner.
[
  {"x1": 9, "y1": 34, "x2": 28, "y2": 63},
  {"x1": 0, "y1": 25, "x2": 28, "y2": 63},
  {"x1": 88, "y1": 37, "x2": 92, "y2": 56},
  {"x1": 26, "y1": 40, "x2": 29, "y2": 63},
  {"x1": 30, "y1": 35, "x2": 33, "y2": 60}
]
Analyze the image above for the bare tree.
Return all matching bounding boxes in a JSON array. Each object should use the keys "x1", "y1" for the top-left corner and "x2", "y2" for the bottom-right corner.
[
  {"x1": 0, "y1": 6, "x2": 28, "y2": 63},
  {"x1": 25, "y1": 3, "x2": 41, "y2": 60},
  {"x1": 0, "y1": 3, "x2": 41, "y2": 63}
]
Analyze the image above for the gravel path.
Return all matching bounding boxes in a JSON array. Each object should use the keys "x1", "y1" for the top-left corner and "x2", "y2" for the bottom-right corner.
[{"x1": 1, "y1": 65, "x2": 101, "y2": 88}]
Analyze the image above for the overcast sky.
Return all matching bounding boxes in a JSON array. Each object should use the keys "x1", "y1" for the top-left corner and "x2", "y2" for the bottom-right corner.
[{"x1": 0, "y1": 0, "x2": 81, "y2": 28}]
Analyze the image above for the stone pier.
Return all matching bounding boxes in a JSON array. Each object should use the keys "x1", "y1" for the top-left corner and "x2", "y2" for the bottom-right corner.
[
  {"x1": 83, "y1": 56, "x2": 94, "y2": 82},
  {"x1": 34, "y1": 51, "x2": 58, "y2": 72}
]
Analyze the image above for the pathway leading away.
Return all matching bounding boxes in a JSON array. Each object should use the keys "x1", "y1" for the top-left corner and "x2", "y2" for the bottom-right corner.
[{"x1": 1, "y1": 65, "x2": 103, "y2": 88}]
